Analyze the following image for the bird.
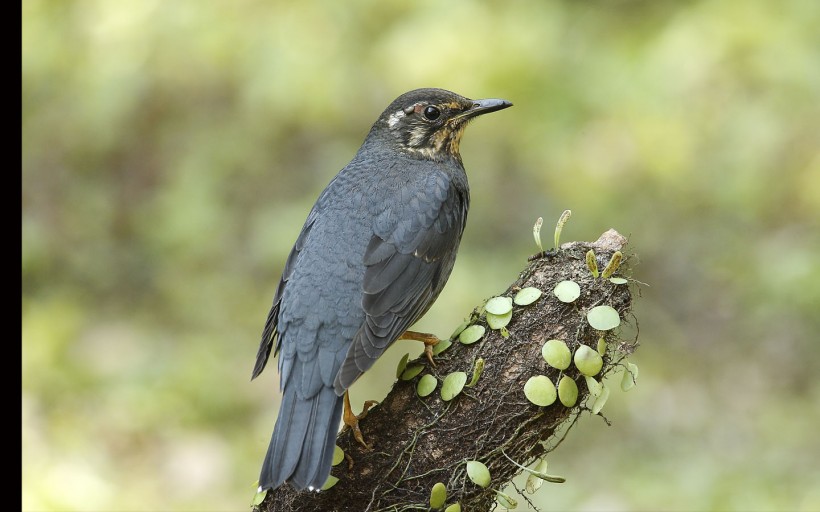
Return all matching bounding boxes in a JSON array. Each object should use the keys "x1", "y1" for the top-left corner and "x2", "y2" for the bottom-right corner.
[{"x1": 252, "y1": 87, "x2": 512, "y2": 492}]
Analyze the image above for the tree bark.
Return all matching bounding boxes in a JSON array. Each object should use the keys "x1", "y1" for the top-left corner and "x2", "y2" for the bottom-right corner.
[{"x1": 257, "y1": 229, "x2": 636, "y2": 512}]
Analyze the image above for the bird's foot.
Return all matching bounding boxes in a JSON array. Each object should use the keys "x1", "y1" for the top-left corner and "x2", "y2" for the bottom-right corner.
[
  {"x1": 400, "y1": 330, "x2": 440, "y2": 366},
  {"x1": 343, "y1": 392, "x2": 378, "y2": 451}
]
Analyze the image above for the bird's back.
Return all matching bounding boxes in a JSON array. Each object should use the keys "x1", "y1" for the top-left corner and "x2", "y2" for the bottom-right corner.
[{"x1": 277, "y1": 145, "x2": 468, "y2": 394}]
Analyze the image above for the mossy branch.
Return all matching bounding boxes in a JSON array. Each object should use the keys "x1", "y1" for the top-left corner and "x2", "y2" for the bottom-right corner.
[{"x1": 257, "y1": 229, "x2": 636, "y2": 512}]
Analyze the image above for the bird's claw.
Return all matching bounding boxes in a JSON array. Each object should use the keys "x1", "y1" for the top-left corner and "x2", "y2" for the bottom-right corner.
[
  {"x1": 343, "y1": 394, "x2": 378, "y2": 451},
  {"x1": 400, "y1": 330, "x2": 441, "y2": 367},
  {"x1": 424, "y1": 343, "x2": 437, "y2": 367}
]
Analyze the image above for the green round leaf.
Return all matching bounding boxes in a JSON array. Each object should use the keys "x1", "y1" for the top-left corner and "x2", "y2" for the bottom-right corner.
[
  {"x1": 486, "y1": 310, "x2": 512, "y2": 330},
  {"x1": 558, "y1": 376, "x2": 578, "y2": 407},
  {"x1": 573, "y1": 345, "x2": 603, "y2": 377},
  {"x1": 400, "y1": 364, "x2": 424, "y2": 380},
  {"x1": 252, "y1": 487, "x2": 268, "y2": 506},
  {"x1": 553, "y1": 280, "x2": 581, "y2": 303},
  {"x1": 467, "y1": 358, "x2": 484, "y2": 387},
  {"x1": 417, "y1": 374, "x2": 438, "y2": 397},
  {"x1": 321, "y1": 475, "x2": 339, "y2": 490},
  {"x1": 621, "y1": 362, "x2": 639, "y2": 391},
  {"x1": 525, "y1": 473, "x2": 542, "y2": 495},
  {"x1": 441, "y1": 372, "x2": 467, "y2": 401},
  {"x1": 587, "y1": 305, "x2": 621, "y2": 331},
  {"x1": 449, "y1": 318, "x2": 471, "y2": 340},
  {"x1": 585, "y1": 375, "x2": 602, "y2": 397},
  {"x1": 524, "y1": 375, "x2": 557, "y2": 406},
  {"x1": 430, "y1": 482, "x2": 447, "y2": 509},
  {"x1": 514, "y1": 287, "x2": 542, "y2": 306},
  {"x1": 444, "y1": 503, "x2": 462, "y2": 512},
  {"x1": 596, "y1": 337, "x2": 607, "y2": 356},
  {"x1": 628, "y1": 361, "x2": 639, "y2": 379},
  {"x1": 395, "y1": 353, "x2": 410, "y2": 379},
  {"x1": 495, "y1": 490, "x2": 518, "y2": 509},
  {"x1": 458, "y1": 324, "x2": 486, "y2": 345},
  {"x1": 466, "y1": 460, "x2": 491, "y2": 488},
  {"x1": 485, "y1": 296, "x2": 513, "y2": 315},
  {"x1": 332, "y1": 445, "x2": 344, "y2": 466},
  {"x1": 541, "y1": 339, "x2": 571, "y2": 370},
  {"x1": 592, "y1": 382, "x2": 610, "y2": 414},
  {"x1": 609, "y1": 277, "x2": 628, "y2": 285},
  {"x1": 525, "y1": 459, "x2": 549, "y2": 494},
  {"x1": 432, "y1": 338, "x2": 453, "y2": 355}
]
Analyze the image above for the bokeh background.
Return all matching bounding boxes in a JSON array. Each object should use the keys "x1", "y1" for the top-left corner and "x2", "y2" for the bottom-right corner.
[{"x1": 22, "y1": 1, "x2": 820, "y2": 510}]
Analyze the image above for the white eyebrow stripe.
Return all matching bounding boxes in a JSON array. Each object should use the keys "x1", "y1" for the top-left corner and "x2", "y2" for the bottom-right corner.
[{"x1": 388, "y1": 109, "x2": 406, "y2": 128}]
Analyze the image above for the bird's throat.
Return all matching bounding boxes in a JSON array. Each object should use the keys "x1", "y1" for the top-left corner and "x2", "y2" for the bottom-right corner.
[{"x1": 405, "y1": 122, "x2": 467, "y2": 162}]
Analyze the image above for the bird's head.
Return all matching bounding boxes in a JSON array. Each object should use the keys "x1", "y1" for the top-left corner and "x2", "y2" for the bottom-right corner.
[{"x1": 369, "y1": 88, "x2": 512, "y2": 162}]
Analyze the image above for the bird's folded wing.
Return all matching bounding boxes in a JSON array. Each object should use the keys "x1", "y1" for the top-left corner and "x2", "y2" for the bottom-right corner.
[
  {"x1": 334, "y1": 171, "x2": 467, "y2": 393},
  {"x1": 252, "y1": 207, "x2": 320, "y2": 380}
]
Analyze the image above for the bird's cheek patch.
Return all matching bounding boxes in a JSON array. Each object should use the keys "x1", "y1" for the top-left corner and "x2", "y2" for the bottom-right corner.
[{"x1": 408, "y1": 125, "x2": 430, "y2": 147}]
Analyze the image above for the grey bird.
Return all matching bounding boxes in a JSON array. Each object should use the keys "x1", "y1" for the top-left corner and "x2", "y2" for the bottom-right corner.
[{"x1": 252, "y1": 88, "x2": 512, "y2": 491}]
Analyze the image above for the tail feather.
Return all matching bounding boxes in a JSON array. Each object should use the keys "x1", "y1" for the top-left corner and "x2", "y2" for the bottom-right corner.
[{"x1": 259, "y1": 384, "x2": 344, "y2": 491}]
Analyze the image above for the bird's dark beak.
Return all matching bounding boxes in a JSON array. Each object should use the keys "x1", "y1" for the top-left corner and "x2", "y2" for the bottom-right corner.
[{"x1": 455, "y1": 98, "x2": 513, "y2": 121}]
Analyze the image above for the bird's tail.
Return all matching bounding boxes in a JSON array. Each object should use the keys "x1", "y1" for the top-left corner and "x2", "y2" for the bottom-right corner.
[{"x1": 259, "y1": 384, "x2": 343, "y2": 491}]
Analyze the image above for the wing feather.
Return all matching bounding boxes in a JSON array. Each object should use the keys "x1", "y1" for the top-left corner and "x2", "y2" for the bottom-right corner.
[
  {"x1": 334, "y1": 170, "x2": 468, "y2": 393},
  {"x1": 252, "y1": 208, "x2": 319, "y2": 380}
]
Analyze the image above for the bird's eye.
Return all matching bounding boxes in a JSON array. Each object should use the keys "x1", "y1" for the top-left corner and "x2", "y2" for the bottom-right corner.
[{"x1": 423, "y1": 106, "x2": 441, "y2": 121}]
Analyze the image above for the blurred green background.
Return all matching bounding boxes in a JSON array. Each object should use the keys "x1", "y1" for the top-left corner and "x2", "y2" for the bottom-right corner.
[{"x1": 22, "y1": 0, "x2": 820, "y2": 510}]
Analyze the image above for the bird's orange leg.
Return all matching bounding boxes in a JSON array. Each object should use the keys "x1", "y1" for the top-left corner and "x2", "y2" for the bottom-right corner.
[
  {"x1": 343, "y1": 391, "x2": 377, "y2": 451},
  {"x1": 399, "y1": 330, "x2": 440, "y2": 366}
]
